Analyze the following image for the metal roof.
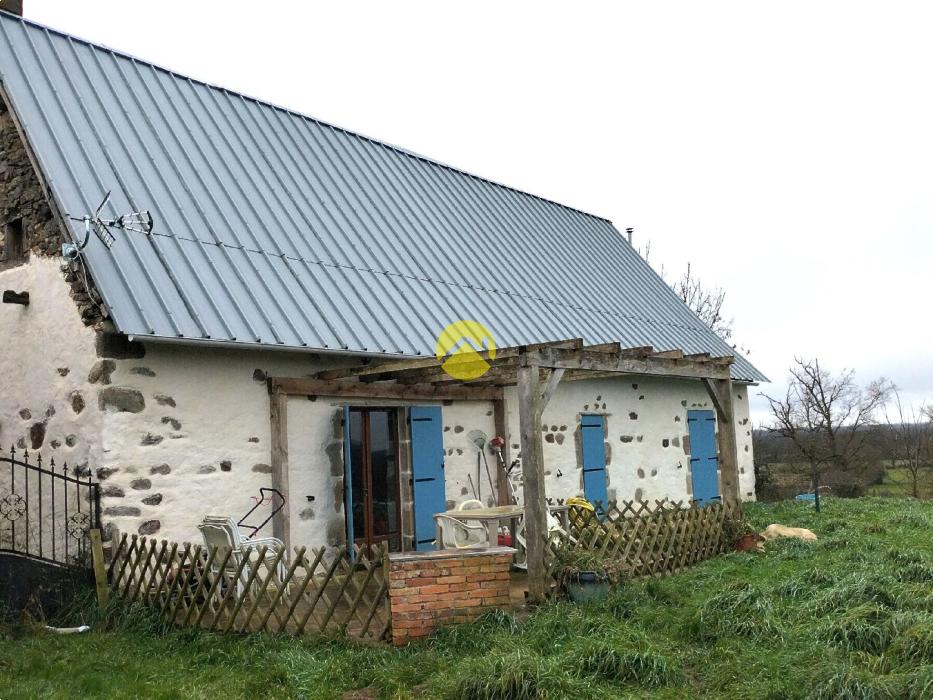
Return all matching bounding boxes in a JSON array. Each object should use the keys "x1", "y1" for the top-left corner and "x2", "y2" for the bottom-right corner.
[{"x1": 0, "y1": 12, "x2": 766, "y2": 383}]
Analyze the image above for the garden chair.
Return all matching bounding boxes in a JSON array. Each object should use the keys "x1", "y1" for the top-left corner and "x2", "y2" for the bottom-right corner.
[
  {"x1": 512, "y1": 511, "x2": 574, "y2": 570},
  {"x1": 435, "y1": 514, "x2": 488, "y2": 549},
  {"x1": 197, "y1": 516, "x2": 288, "y2": 598}
]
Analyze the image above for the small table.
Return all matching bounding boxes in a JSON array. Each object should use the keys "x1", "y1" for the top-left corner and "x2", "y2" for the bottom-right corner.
[{"x1": 433, "y1": 504, "x2": 569, "y2": 549}]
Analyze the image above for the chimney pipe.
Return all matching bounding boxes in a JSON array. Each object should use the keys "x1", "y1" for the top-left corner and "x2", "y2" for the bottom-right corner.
[
  {"x1": 626, "y1": 227, "x2": 634, "y2": 245},
  {"x1": 0, "y1": 1, "x2": 23, "y2": 16}
]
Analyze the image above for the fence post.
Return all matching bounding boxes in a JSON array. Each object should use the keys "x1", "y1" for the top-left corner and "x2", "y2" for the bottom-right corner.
[{"x1": 90, "y1": 528, "x2": 109, "y2": 608}]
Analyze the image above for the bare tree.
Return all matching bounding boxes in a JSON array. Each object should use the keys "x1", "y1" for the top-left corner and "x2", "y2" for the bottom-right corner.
[
  {"x1": 672, "y1": 263, "x2": 734, "y2": 344},
  {"x1": 882, "y1": 388, "x2": 932, "y2": 499},
  {"x1": 762, "y1": 358, "x2": 892, "y2": 512}
]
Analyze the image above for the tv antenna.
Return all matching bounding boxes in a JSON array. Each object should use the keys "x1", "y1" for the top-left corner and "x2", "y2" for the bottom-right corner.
[{"x1": 64, "y1": 191, "x2": 153, "y2": 259}]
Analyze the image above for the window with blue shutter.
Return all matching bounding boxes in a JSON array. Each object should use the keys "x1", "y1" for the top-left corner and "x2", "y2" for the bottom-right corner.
[
  {"x1": 580, "y1": 414, "x2": 608, "y2": 512},
  {"x1": 687, "y1": 410, "x2": 720, "y2": 505},
  {"x1": 409, "y1": 406, "x2": 446, "y2": 550}
]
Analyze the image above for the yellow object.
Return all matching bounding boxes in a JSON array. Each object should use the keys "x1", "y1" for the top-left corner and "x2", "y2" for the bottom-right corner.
[
  {"x1": 435, "y1": 320, "x2": 496, "y2": 380},
  {"x1": 566, "y1": 497, "x2": 597, "y2": 528}
]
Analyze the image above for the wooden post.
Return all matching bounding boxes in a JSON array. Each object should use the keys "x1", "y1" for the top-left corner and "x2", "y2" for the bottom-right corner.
[
  {"x1": 704, "y1": 378, "x2": 740, "y2": 504},
  {"x1": 539, "y1": 368, "x2": 565, "y2": 412},
  {"x1": 89, "y1": 528, "x2": 109, "y2": 608},
  {"x1": 517, "y1": 355, "x2": 547, "y2": 604},
  {"x1": 493, "y1": 397, "x2": 511, "y2": 506},
  {"x1": 270, "y1": 390, "x2": 290, "y2": 546}
]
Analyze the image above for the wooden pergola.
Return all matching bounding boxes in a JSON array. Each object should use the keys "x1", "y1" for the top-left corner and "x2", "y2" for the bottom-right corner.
[{"x1": 268, "y1": 339, "x2": 740, "y2": 603}]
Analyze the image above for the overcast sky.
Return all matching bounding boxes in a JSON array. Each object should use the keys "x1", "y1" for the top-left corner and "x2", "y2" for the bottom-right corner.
[{"x1": 24, "y1": 1, "x2": 933, "y2": 425}]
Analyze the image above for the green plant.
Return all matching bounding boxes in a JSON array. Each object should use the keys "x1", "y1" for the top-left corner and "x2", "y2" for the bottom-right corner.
[
  {"x1": 722, "y1": 515, "x2": 756, "y2": 544},
  {"x1": 550, "y1": 545, "x2": 626, "y2": 590}
]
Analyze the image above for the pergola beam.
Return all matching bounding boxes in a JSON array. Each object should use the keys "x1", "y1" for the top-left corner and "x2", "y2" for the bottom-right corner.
[
  {"x1": 539, "y1": 368, "x2": 565, "y2": 411},
  {"x1": 531, "y1": 348, "x2": 733, "y2": 380},
  {"x1": 313, "y1": 339, "x2": 584, "y2": 382},
  {"x1": 269, "y1": 377, "x2": 503, "y2": 401}
]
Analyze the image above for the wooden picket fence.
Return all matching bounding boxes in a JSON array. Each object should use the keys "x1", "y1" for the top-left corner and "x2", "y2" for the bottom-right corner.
[
  {"x1": 546, "y1": 498, "x2": 743, "y2": 579},
  {"x1": 107, "y1": 534, "x2": 391, "y2": 641}
]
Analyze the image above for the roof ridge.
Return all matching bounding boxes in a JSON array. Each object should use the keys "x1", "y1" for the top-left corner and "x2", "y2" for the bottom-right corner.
[{"x1": 1, "y1": 10, "x2": 614, "y2": 225}]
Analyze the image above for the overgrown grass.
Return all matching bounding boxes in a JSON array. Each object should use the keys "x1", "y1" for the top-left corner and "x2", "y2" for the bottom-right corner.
[{"x1": 0, "y1": 497, "x2": 931, "y2": 699}]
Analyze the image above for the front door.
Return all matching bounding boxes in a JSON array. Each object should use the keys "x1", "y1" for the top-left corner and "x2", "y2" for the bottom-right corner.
[
  {"x1": 687, "y1": 410, "x2": 720, "y2": 504},
  {"x1": 346, "y1": 408, "x2": 402, "y2": 552}
]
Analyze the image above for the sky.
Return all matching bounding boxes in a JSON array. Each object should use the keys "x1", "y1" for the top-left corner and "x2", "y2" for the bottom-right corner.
[{"x1": 23, "y1": 1, "x2": 933, "y2": 425}]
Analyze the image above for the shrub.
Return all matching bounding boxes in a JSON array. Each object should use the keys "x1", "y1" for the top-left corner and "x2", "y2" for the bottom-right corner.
[{"x1": 549, "y1": 545, "x2": 626, "y2": 591}]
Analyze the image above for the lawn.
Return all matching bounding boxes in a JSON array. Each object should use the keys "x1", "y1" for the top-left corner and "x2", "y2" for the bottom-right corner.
[{"x1": 1, "y1": 498, "x2": 931, "y2": 699}]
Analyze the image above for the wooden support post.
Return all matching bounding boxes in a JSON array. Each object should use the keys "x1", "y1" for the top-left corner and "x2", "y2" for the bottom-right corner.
[
  {"x1": 89, "y1": 528, "x2": 109, "y2": 609},
  {"x1": 518, "y1": 356, "x2": 548, "y2": 604},
  {"x1": 539, "y1": 368, "x2": 565, "y2": 412},
  {"x1": 704, "y1": 378, "x2": 740, "y2": 504},
  {"x1": 270, "y1": 390, "x2": 290, "y2": 546},
  {"x1": 493, "y1": 397, "x2": 512, "y2": 506}
]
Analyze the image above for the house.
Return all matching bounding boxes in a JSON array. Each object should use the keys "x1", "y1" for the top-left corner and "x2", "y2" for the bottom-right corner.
[{"x1": 0, "y1": 9, "x2": 766, "y2": 556}]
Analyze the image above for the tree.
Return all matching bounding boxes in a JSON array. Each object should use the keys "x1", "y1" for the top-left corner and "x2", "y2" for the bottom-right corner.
[
  {"x1": 762, "y1": 358, "x2": 892, "y2": 512},
  {"x1": 672, "y1": 263, "x2": 734, "y2": 344},
  {"x1": 882, "y1": 388, "x2": 932, "y2": 499}
]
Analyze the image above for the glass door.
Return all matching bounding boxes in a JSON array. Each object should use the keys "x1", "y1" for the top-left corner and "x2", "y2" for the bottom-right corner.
[{"x1": 347, "y1": 408, "x2": 401, "y2": 552}]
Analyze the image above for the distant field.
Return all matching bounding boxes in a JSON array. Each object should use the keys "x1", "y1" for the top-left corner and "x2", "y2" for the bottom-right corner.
[{"x1": 868, "y1": 466, "x2": 933, "y2": 499}]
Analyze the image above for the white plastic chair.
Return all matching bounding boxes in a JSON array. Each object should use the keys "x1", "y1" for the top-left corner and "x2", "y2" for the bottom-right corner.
[
  {"x1": 458, "y1": 499, "x2": 484, "y2": 511},
  {"x1": 197, "y1": 516, "x2": 287, "y2": 597},
  {"x1": 435, "y1": 514, "x2": 489, "y2": 549},
  {"x1": 512, "y1": 512, "x2": 573, "y2": 570}
]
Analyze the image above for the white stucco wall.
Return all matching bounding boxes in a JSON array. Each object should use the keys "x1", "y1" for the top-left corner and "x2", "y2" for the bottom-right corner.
[
  {"x1": 501, "y1": 375, "x2": 755, "y2": 506},
  {"x1": 0, "y1": 256, "x2": 102, "y2": 468},
  {"x1": 0, "y1": 257, "x2": 757, "y2": 551}
]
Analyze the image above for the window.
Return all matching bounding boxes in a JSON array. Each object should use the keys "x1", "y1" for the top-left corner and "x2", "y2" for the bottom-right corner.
[{"x1": 4, "y1": 218, "x2": 25, "y2": 263}]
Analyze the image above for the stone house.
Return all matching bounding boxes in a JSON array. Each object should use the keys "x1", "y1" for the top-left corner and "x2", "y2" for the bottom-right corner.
[{"x1": 0, "y1": 11, "x2": 766, "y2": 552}]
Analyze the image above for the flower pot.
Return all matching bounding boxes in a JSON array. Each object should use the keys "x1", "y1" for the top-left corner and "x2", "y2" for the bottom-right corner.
[
  {"x1": 733, "y1": 533, "x2": 760, "y2": 552},
  {"x1": 564, "y1": 571, "x2": 611, "y2": 603}
]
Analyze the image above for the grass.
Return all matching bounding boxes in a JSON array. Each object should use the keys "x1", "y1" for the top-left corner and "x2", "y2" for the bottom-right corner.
[{"x1": 1, "y1": 497, "x2": 932, "y2": 699}]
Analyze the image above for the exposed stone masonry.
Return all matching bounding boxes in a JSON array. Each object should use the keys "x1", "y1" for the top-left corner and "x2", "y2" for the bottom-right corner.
[{"x1": 0, "y1": 95, "x2": 104, "y2": 326}]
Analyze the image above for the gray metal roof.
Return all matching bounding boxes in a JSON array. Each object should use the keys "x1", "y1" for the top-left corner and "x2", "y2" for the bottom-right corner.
[{"x1": 0, "y1": 12, "x2": 766, "y2": 382}]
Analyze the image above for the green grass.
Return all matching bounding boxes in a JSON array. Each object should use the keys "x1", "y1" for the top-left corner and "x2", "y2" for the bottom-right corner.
[{"x1": 2, "y1": 498, "x2": 932, "y2": 699}]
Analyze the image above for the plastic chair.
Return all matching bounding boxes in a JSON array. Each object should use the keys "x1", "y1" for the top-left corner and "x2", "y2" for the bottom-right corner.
[
  {"x1": 458, "y1": 499, "x2": 484, "y2": 511},
  {"x1": 435, "y1": 514, "x2": 488, "y2": 549},
  {"x1": 197, "y1": 516, "x2": 287, "y2": 597},
  {"x1": 512, "y1": 511, "x2": 572, "y2": 570}
]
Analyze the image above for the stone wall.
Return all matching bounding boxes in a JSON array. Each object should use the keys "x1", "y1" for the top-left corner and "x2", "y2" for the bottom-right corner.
[
  {"x1": 0, "y1": 94, "x2": 104, "y2": 326},
  {"x1": 387, "y1": 547, "x2": 514, "y2": 645}
]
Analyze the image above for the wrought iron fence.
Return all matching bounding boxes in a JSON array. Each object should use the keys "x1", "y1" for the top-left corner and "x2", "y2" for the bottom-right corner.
[{"x1": 0, "y1": 448, "x2": 101, "y2": 567}]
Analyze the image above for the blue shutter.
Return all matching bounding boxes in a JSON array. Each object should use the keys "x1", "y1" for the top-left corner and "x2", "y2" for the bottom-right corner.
[
  {"x1": 342, "y1": 404, "x2": 355, "y2": 555},
  {"x1": 410, "y1": 406, "x2": 446, "y2": 550},
  {"x1": 687, "y1": 410, "x2": 720, "y2": 505},
  {"x1": 580, "y1": 414, "x2": 608, "y2": 513}
]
